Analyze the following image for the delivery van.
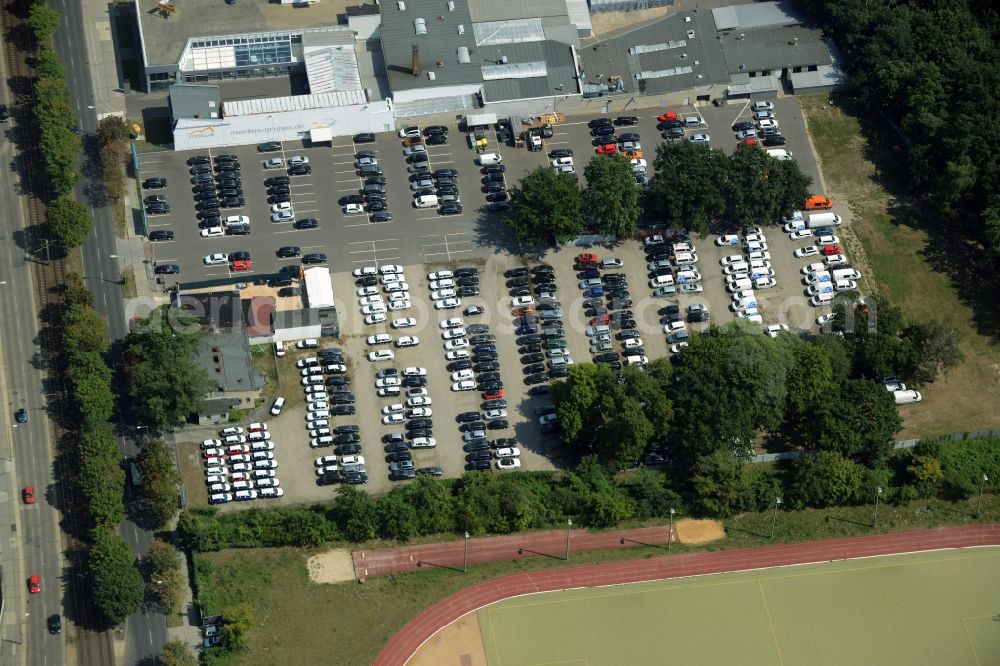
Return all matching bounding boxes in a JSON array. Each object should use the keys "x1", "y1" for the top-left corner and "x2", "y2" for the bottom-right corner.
[
  {"x1": 807, "y1": 212, "x2": 843, "y2": 228},
  {"x1": 810, "y1": 292, "x2": 834, "y2": 306},
  {"x1": 413, "y1": 194, "x2": 439, "y2": 208},
  {"x1": 765, "y1": 148, "x2": 793, "y2": 160},
  {"x1": 477, "y1": 153, "x2": 502, "y2": 166}
]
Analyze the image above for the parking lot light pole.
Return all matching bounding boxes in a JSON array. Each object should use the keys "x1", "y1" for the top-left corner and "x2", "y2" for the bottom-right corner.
[
  {"x1": 770, "y1": 496, "x2": 782, "y2": 539},
  {"x1": 565, "y1": 519, "x2": 572, "y2": 560},
  {"x1": 463, "y1": 531, "x2": 470, "y2": 572},
  {"x1": 668, "y1": 508, "x2": 675, "y2": 550},
  {"x1": 873, "y1": 486, "x2": 883, "y2": 531},
  {"x1": 976, "y1": 474, "x2": 989, "y2": 517}
]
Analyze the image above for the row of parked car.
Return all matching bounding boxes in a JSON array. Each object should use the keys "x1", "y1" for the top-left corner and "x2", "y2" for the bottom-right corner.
[
  {"x1": 203, "y1": 423, "x2": 282, "y2": 503},
  {"x1": 732, "y1": 100, "x2": 787, "y2": 148},
  {"x1": 586, "y1": 117, "x2": 650, "y2": 185},
  {"x1": 715, "y1": 227, "x2": 780, "y2": 323}
]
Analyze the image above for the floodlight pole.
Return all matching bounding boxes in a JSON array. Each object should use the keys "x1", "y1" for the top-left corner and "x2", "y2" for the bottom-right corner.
[
  {"x1": 976, "y1": 474, "x2": 989, "y2": 518},
  {"x1": 463, "y1": 531, "x2": 470, "y2": 573},
  {"x1": 873, "y1": 486, "x2": 883, "y2": 531},
  {"x1": 770, "y1": 496, "x2": 782, "y2": 539},
  {"x1": 668, "y1": 508, "x2": 675, "y2": 550},
  {"x1": 565, "y1": 519, "x2": 572, "y2": 560}
]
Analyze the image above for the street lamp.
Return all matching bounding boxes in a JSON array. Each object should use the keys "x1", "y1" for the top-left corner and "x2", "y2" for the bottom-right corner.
[
  {"x1": 565, "y1": 518, "x2": 572, "y2": 560},
  {"x1": 770, "y1": 496, "x2": 782, "y2": 539},
  {"x1": 976, "y1": 474, "x2": 989, "y2": 517},
  {"x1": 873, "y1": 486, "x2": 883, "y2": 531},
  {"x1": 668, "y1": 508, "x2": 675, "y2": 550},
  {"x1": 463, "y1": 531, "x2": 470, "y2": 572}
]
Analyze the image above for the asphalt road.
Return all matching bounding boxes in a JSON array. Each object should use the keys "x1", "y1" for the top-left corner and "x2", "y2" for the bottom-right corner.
[{"x1": 50, "y1": 0, "x2": 167, "y2": 663}]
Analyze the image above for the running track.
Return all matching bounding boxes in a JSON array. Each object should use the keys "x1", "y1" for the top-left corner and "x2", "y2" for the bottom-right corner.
[{"x1": 373, "y1": 523, "x2": 1000, "y2": 665}]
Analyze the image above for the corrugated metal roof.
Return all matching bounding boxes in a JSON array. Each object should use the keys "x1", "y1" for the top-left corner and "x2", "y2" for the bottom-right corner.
[
  {"x1": 482, "y1": 40, "x2": 577, "y2": 101},
  {"x1": 379, "y1": 0, "x2": 483, "y2": 91},
  {"x1": 711, "y1": 1, "x2": 804, "y2": 32},
  {"x1": 790, "y1": 64, "x2": 847, "y2": 90},
  {"x1": 728, "y1": 74, "x2": 780, "y2": 95},
  {"x1": 468, "y1": 0, "x2": 568, "y2": 23},
  {"x1": 482, "y1": 60, "x2": 547, "y2": 80},
  {"x1": 304, "y1": 45, "x2": 363, "y2": 93},
  {"x1": 564, "y1": 0, "x2": 591, "y2": 34},
  {"x1": 474, "y1": 18, "x2": 546, "y2": 45},
  {"x1": 223, "y1": 91, "x2": 367, "y2": 116}
]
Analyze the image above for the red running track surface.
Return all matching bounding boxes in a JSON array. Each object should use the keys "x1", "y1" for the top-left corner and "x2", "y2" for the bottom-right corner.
[{"x1": 373, "y1": 524, "x2": 1000, "y2": 666}]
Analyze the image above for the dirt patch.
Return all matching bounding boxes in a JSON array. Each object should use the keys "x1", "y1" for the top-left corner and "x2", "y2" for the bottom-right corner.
[
  {"x1": 590, "y1": 7, "x2": 669, "y2": 38},
  {"x1": 306, "y1": 549, "x2": 356, "y2": 584},
  {"x1": 675, "y1": 519, "x2": 725, "y2": 545},
  {"x1": 407, "y1": 612, "x2": 487, "y2": 666}
]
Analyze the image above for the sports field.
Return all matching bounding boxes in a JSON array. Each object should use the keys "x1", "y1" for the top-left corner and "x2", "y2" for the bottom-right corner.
[{"x1": 477, "y1": 548, "x2": 1000, "y2": 666}]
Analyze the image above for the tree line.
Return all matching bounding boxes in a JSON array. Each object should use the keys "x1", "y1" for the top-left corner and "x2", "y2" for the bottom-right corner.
[
  {"x1": 505, "y1": 143, "x2": 812, "y2": 244},
  {"x1": 794, "y1": 0, "x2": 1000, "y2": 258}
]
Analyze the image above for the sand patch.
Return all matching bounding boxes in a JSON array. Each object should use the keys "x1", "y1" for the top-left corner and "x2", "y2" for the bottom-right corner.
[
  {"x1": 675, "y1": 519, "x2": 725, "y2": 545},
  {"x1": 407, "y1": 612, "x2": 487, "y2": 666},
  {"x1": 307, "y1": 549, "x2": 356, "y2": 584},
  {"x1": 590, "y1": 7, "x2": 669, "y2": 38}
]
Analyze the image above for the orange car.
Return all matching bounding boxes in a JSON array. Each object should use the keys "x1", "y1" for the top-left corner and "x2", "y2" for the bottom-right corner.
[
  {"x1": 513, "y1": 306, "x2": 536, "y2": 316},
  {"x1": 623, "y1": 150, "x2": 643, "y2": 159},
  {"x1": 231, "y1": 260, "x2": 253, "y2": 272},
  {"x1": 576, "y1": 252, "x2": 599, "y2": 266},
  {"x1": 402, "y1": 136, "x2": 424, "y2": 147},
  {"x1": 805, "y1": 194, "x2": 833, "y2": 210}
]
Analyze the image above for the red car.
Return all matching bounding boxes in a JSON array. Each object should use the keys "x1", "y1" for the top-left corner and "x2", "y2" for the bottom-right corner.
[
  {"x1": 231, "y1": 260, "x2": 253, "y2": 272},
  {"x1": 657, "y1": 111, "x2": 678, "y2": 122},
  {"x1": 821, "y1": 245, "x2": 843, "y2": 256},
  {"x1": 482, "y1": 389, "x2": 504, "y2": 400},
  {"x1": 29, "y1": 575, "x2": 41, "y2": 594},
  {"x1": 595, "y1": 143, "x2": 618, "y2": 155},
  {"x1": 22, "y1": 486, "x2": 35, "y2": 504},
  {"x1": 576, "y1": 252, "x2": 599, "y2": 266},
  {"x1": 742, "y1": 138, "x2": 758, "y2": 146},
  {"x1": 589, "y1": 315, "x2": 610, "y2": 325}
]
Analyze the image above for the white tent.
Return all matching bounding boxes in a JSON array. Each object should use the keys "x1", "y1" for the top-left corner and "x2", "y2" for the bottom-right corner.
[
  {"x1": 303, "y1": 267, "x2": 335, "y2": 309},
  {"x1": 309, "y1": 126, "x2": 334, "y2": 143}
]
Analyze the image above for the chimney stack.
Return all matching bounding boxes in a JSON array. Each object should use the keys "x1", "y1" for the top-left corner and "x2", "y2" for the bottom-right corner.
[{"x1": 411, "y1": 44, "x2": 420, "y2": 77}]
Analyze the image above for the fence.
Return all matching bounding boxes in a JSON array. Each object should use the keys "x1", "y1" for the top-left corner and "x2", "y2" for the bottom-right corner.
[
  {"x1": 751, "y1": 429, "x2": 1000, "y2": 464},
  {"x1": 130, "y1": 140, "x2": 148, "y2": 237}
]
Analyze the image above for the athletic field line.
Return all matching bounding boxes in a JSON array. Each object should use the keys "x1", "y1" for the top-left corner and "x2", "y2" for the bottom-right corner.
[{"x1": 757, "y1": 579, "x2": 785, "y2": 666}]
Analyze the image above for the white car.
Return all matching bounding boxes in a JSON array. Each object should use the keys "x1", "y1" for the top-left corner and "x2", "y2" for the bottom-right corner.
[
  {"x1": 271, "y1": 210, "x2": 294, "y2": 222},
  {"x1": 789, "y1": 229, "x2": 813, "y2": 241},
  {"x1": 439, "y1": 318, "x2": 464, "y2": 329},
  {"x1": 754, "y1": 277, "x2": 777, "y2": 289},
  {"x1": 288, "y1": 155, "x2": 309, "y2": 166},
  {"x1": 747, "y1": 251, "x2": 771, "y2": 262},
  {"x1": 375, "y1": 377, "x2": 401, "y2": 388},
  {"x1": 757, "y1": 119, "x2": 779, "y2": 130},
  {"x1": 204, "y1": 253, "x2": 228, "y2": 265},
  {"x1": 382, "y1": 403, "x2": 405, "y2": 415},
  {"x1": 435, "y1": 297, "x2": 461, "y2": 310},
  {"x1": 427, "y1": 270, "x2": 453, "y2": 280},
  {"x1": 361, "y1": 304, "x2": 387, "y2": 316},
  {"x1": 724, "y1": 263, "x2": 749, "y2": 275},
  {"x1": 731, "y1": 289, "x2": 756, "y2": 302},
  {"x1": 353, "y1": 266, "x2": 378, "y2": 277},
  {"x1": 359, "y1": 295, "x2": 384, "y2": 307},
  {"x1": 624, "y1": 337, "x2": 645, "y2": 349},
  {"x1": 368, "y1": 350, "x2": 394, "y2": 362},
  {"x1": 364, "y1": 313, "x2": 387, "y2": 325},
  {"x1": 451, "y1": 369, "x2": 474, "y2": 382},
  {"x1": 494, "y1": 447, "x2": 520, "y2": 459},
  {"x1": 689, "y1": 133, "x2": 711, "y2": 143},
  {"x1": 824, "y1": 254, "x2": 848, "y2": 267},
  {"x1": 816, "y1": 235, "x2": 840, "y2": 247},
  {"x1": 367, "y1": 333, "x2": 393, "y2": 345},
  {"x1": 485, "y1": 408, "x2": 507, "y2": 419},
  {"x1": 444, "y1": 338, "x2": 469, "y2": 351},
  {"x1": 441, "y1": 328, "x2": 466, "y2": 340},
  {"x1": 259, "y1": 487, "x2": 283, "y2": 498},
  {"x1": 765, "y1": 324, "x2": 790, "y2": 338},
  {"x1": 746, "y1": 241, "x2": 769, "y2": 253},
  {"x1": 392, "y1": 317, "x2": 417, "y2": 329},
  {"x1": 794, "y1": 246, "x2": 820, "y2": 258},
  {"x1": 719, "y1": 255, "x2": 744, "y2": 267},
  {"x1": 406, "y1": 396, "x2": 432, "y2": 407},
  {"x1": 306, "y1": 419, "x2": 329, "y2": 430},
  {"x1": 388, "y1": 300, "x2": 412, "y2": 311},
  {"x1": 402, "y1": 367, "x2": 427, "y2": 377},
  {"x1": 357, "y1": 285, "x2": 378, "y2": 297},
  {"x1": 380, "y1": 273, "x2": 403, "y2": 285},
  {"x1": 496, "y1": 458, "x2": 522, "y2": 470},
  {"x1": 344, "y1": 204, "x2": 364, "y2": 215},
  {"x1": 835, "y1": 279, "x2": 858, "y2": 292},
  {"x1": 816, "y1": 313, "x2": 835, "y2": 326},
  {"x1": 752, "y1": 101, "x2": 774, "y2": 111},
  {"x1": 715, "y1": 234, "x2": 740, "y2": 247},
  {"x1": 802, "y1": 262, "x2": 826, "y2": 275},
  {"x1": 396, "y1": 336, "x2": 418, "y2": 348},
  {"x1": 744, "y1": 233, "x2": 766, "y2": 244},
  {"x1": 200, "y1": 226, "x2": 225, "y2": 238},
  {"x1": 669, "y1": 342, "x2": 689, "y2": 354},
  {"x1": 446, "y1": 349, "x2": 470, "y2": 360},
  {"x1": 377, "y1": 387, "x2": 400, "y2": 397},
  {"x1": 224, "y1": 215, "x2": 249, "y2": 226},
  {"x1": 451, "y1": 380, "x2": 476, "y2": 391},
  {"x1": 385, "y1": 282, "x2": 409, "y2": 293},
  {"x1": 202, "y1": 438, "x2": 224, "y2": 449},
  {"x1": 382, "y1": 413, "x2": 405, "y2": 425},
  {"x1": 406, "y1": 388, "x2": 429, "y2": 398},
  {"x1": 379, "y1": 265, "x2": 403, "y2": 275},
  {"x1": 388, "y1": 292, "x2": 410, "y2": 303},
  {"x1": 430, "y1": 288, "x2": 456, "y2": 300},
  {"x1": 407, "y1": 407, "x2": 432, "y2": 418},
  {"x1": 630, "y1": 158, "x2": 647, "y2": 168},
  {"x1": 512, "y1": 295, "x2": 534, "y2": 307},
  {"x1": 271, "y1": 201, "x2": 293, "y2": 213},
  {"x1": 552, "y1": 157, "x2": 574, "y2": 167},
  {"x1": 430, "y1": 278, "x2": 455, "y2": 290}
]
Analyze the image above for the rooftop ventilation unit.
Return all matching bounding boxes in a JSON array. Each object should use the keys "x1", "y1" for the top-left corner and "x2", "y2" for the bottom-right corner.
[
  {"x1": 457, "y1": 46, "x2": 470, "y2": 63},
  {"x1": 414, "y1": 17, "x2": 427, "y2": 34},
  {"x1": 457, "y1": 24, "x2": 464, "y2": 34},
  {"x1": 481, "y1": 60, "x2": 547, "y2": 80},
  {"x1": 428, "y1": 71, "x2": 436, "y2": 80},
  {"x1": 447, "y1": 0, "x2": 454, "y2": 10},
  {"x1": 397, "y1": 0, "x2": 405, "y2": 9}
]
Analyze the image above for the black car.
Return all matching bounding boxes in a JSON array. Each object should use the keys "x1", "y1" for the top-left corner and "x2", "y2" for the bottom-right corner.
[
  {"x1": 483, "y1": 182, "x2": 507, "y2": 193},
  {"x1": 548, "y1": 368, "x2": 569, "y2": 379},
  {"x1": 317, "y1": 472, "x2": 342, "y2": 486},
  {"x1": 385, "y1": 451, "x2": 413, "y2": 463},
  {"x1": 302, "y1": 253, "x2": 327, "y2": 265},
  {"x1": 456, "y1": 276, "x2": 479, "y2": 287},
  {"x1": 48, "y1": 614, "x2": 61, "y2": 635},
  {"x1": 229, "y1": 251, "x2": 250, "y2": 262},
  {"x1": 276, "y1": 246, "x2": 301, "y2": 258},
  {"x1": 614, "y1": 116, "x2": 638, "y2": 126},
  {"x1": 330, "y1": 394, "x2": 355, "y2": 405},
  {"x1": 353, "y1": 132, "x2": 376, "y2": 143},
  {"x1": 142, "y1": 177, "x2": 167, "y2": 189},
  {"x1": 326, "y1": 376, "x2": 350, "y2": 387},
  {"x1": 277, "y1": 287, "x2": 301, "y2": 297},
  {"x1": 189, "y1": 164, "x2": 211, "y2": 175},
  {"x1": 269, "y1": 276, "x2": 293, "y2": 288},
  {"x1": 153, "y1": 264, "x2": 180, "y2": 275},
  {"x1": 423, "y1": 125, "x2": 448, "y2": 136},
  {"x1": 407, "y1": 153, "x2": 428, "y2": 164},
  {"x1": 454, "y1": 267, "x2": 479, "y2": 276},
  {"x1": 521, "y1": 353, "x2": 544, "y2": 364},
  {"x1": 148, "y1": 230, "x2": 174, "y2": 241},
  {"x1": 266, "y1": 176, "x2": 290, "y2": 187},
  {"x1": 384, "y1": 441, "x2": 409, "y2": 453},
  {"x1": 371, "y1": 212, "x2": 393, "y2": 223},
  {"x1": 425, "y1": 134, "x2": 447, "y2": 145},
  {"x1": 515, "y1": 324, "x2": 537, "y2": 336},
  {"x1": 482, "y1": 163, "x2": 507, "y2": 173},
  {"x1": 334, "y1": 433, "x2": 361, "y2": 444},
  {"x1": 763, "y1": 134, "x2": 786, "y2": 146},
  {"x1": 661, "y1": 127, "x2": 685, "y2": 139},
  {"x1": 407, "y1": 428, "x2": 433, "y2": 440},
  {"x1": 268, "y1": 185, "x2": 291, "y2": 196},
  {"x1": 448, "y1": 360, "x2": 473, "y2": 372},
  {"x1": 466, "y1": 450, "x2": 492, "y2": 463},
  {"x1": 457, "y1": 286, "x2": 479, "y2": 296},
  {"x1": 524, "y1": 373, "x2": 547, "y2": 385},
  {"x1": 15, "y1": 408, "x2": 28, "y2": 423},
  {"x1": 219, "y1": 188, "x2": 243, "y2": 199},
  {"x1": 294, "y1": 218, "x2": 319, "y2": 230},
  {"x1": 401, "y1": 376, "x2": 427, "y2": 388},
  {"x1": 288, "y1": 164, "x2": 312, "y2": 175},
  {"x1": 213, "y1": 154, "x2": 238, "y2": 163},
  {"x1": 588, "y1": 118, "x2": 613, "y2": 128},
  {"x1": 258, "y1": 141, "x2": 282, "y2": 152},
  {"x1": 331, "y1": 405, "x2": 356, "y2": 416},
  {"x1": 433, "y1": 168, "x2": 458, "y2": 179},
  {"x1": 221, "y1": 196, "x2": 245, "y2": 208},
  {"x1": 406, "y1": 418, "x2": 433, "y2": 430},
  {"x1": 577, "y1": 268, "x2": 600, "y2": 279},
  {"x1": 594, "y1": 352, "x2": 620, "y2": 363},
  {"x1": 591, "y1": 125, "x2": 615, "y2": 137},
  {"x1": 215, "y1": 162, "x2": 241, "y2": 172},
  {"x1": 474, "y1": 362, "x2": 499, "y2": 373},
  {"x1": 528, "y1": 385, "x2": 551, "y2": 395},
  {"x1": 523, "y1": 363, "x2": 545, "y2": 375},
  {"x1": 465, "y1": 459, "x2": 491, "y2": 471},
  {"x1": 343, "y1": 473, "x2": 368, "y2": 485},
  {"x1": 440, "y1": 203, "x2": 463, "y2": 215},
  {"x1": 509, "y1": 287, "x2": 531, "y2": 297},
  {"x1": 519, "y1": 343, "x2": 542, "y2": 354},
  {"x1": 416, "y1": 466, "x2": 444, "y2": 477},
  {"x1": 335, "y1": 443, "x2": 363, "y2": 455},
  {"x1": 355, "y1": 276, "x2": 377, "y2": 287},
  {"x1": 487, "y1": 419, "x2": 509, "y2": 430},
  {"x1": 0, "y1": 105, "x2": 9, "y2": 123},
  {"x1": 457, "y1": 411, "x2": 481, "y2": 423}
]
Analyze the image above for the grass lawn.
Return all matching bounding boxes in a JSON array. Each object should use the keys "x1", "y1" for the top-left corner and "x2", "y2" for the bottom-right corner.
[
  {"x1": 194, "y1": 493, "x2": 1000, "y2": 666},
  {"x1": 800, "y1": 95, "x2": 1000, "y2": 439},
  {"x1": 479, "y1": 548, "x2": 1000, "y2": 666}
]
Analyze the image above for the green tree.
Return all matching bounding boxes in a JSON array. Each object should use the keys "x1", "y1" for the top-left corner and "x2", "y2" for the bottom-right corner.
[
  {"x1": 78, "y1": 425, "x2": 125, "y2": 526},
  {"x1": 789, "y1": 451, "x2": 865, "y2": 508},
  {"x1": 89, "y1": 527, "x2": 144, "y2": 625},
  {"x1": 815, "y1": 379, "x2": 902, "y2": 464},
  {"x1": 690, "y1": 450, "x2": 748, "y2": 517},
  {"x1": 645, "y1": 141, "x2": 727, "y2": 234},
  {"x1": 783, "y1": 343, "x2": 835, "y2": 441},
  {"x1": 98, "y1": 115, "x2": 131, "y2": 146},
  {"x1": 906, "y1": 453, "x2": 944, "y2": 497},
  {"x1": 46, "y1": 196, "x2": 93, "y2": 249},
  {"x1": 904, "y1": 320, "x2": 963, "y2": 384},
  {"x1": 40, "y1": 124, "x2": 82, "y2": 195},
  {"x1": 123, "y1": 308, "x2": 211, "y2": 429},
  {"x1": 581, "y1": 155, "x2": 641, "y2": 238},
  {"x1": 64, "y1": 303, "x2": 110, "y2": 355},
  {"x1": 34, "y1": 47, "x2": 66, "y2": 80},
  {"x1": 374, "y1": 490, "x2": 419, "y2": 541},
  {"x1": 64, "y1": 272, "x2": 95, "y2": 308},
  {"x1": 220, "y1": 602, "x2": 256, "y2": 651},
  {"x1": 507, "y1": 166, "x2": 583, "y2": 244},
  {"x1": 160, "y1": 639, "x2": 198, "y2": 666},
  {"x1": 147, "y1": 538, "x2": 181, "y2": 575},
  {"x1": 454, "y1": 472, "x2": 506, "y2": 535},
  {"x1": 28, "y1": 2, "x2": 60, "y2": 41},
  {"x1": 138, "y1": 439, "x2": 180, "y2": 527},
  {"x1": 331, "y1": 485, "x2": 377, "y2": 542},
  {"x1": 67, "y1": 351, "x2": 115, "y2": 428},
  {"x1": 587, "y1": 488, "x2": 635, "y2": 527},
  {"x1": 404, "y1": 477, "x2": 456, "y2": 535}
]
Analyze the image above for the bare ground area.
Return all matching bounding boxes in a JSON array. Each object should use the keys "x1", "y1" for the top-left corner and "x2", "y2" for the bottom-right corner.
[
  {"x1": 589, "y1": 7, "x2": 669, "y2": 38},
  {"x1": 307, "y1": 549, "x2": 357, "y2": 584},
  {"x1": 675, "y1": 519, "x2": 725, "y2": 545},
  {"x1": 407, "y1": 613, "x2": 487, "y2": 666}
]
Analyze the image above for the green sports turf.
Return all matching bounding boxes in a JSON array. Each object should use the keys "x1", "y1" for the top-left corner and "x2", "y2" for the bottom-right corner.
[{"x1": 477, "y1": 548, "x2": 1000, "y2": 666}]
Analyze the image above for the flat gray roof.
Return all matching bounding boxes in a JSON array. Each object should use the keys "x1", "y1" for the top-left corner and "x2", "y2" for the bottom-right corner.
[
  {"x1": 719, "y1": 25, "x2": 832, "y2": 73},
  {"x1": 467, "y1": 0, "x2": 569, "y2": 23},
  {"x1": 135, "y1": 0, "x2": 343, "y2": 68},
  {"x1": 483, "y1": 41, "x2": 578, "y2": 102},
  {"x1": 194, "y1": 330, "x2": 263, "y2": 393},
  {"x1": 379, "y1": 0, "x2": 482, "y2": 91},
  {"x1": 273, "y1": 308, "x2": 321, "y2": 329},
  {"x1": 169, "y1": 83, "x2": 221, "y2": 120}
]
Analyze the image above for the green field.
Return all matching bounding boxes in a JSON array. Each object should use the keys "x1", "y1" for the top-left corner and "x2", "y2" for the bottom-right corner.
[{"x1": 478, "y1": 548, "x2": 1000, "y2": 666}]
